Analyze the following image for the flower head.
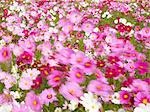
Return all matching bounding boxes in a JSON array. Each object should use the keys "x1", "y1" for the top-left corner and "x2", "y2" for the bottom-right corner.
[
  {"x1": 25, "y1": 91, "x2": 42, "y2": 112},
  {"x1": 40, "y1": 88, "x2": 57, "y2": 105},
  {"x1": 0, "y1": 46, "x2": 11, "y2": 62},
  {"x1": 119, "y1": 90, "x2": 131, "y2": 104},
  {"x1": 87, "y1": 80, "x2": 113, "y2": 96},
  {"x1": 47, "y1": 70, "x2": 62, "y2": 87},
  {"x1": 59, "y1": 82, "x2": 83, "y2": 101}
]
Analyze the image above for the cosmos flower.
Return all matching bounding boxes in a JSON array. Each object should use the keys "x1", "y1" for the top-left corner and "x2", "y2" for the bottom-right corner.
[
  {"x1": 133, "y1": 103, "x2": 150, "y2": 112},
  {"x1": 119, "y1": 90, "x2": 131, "y2": 104},
  {"x1": 0, "y1": 46, "x2": 11, "y2": 62},
  {"x1": 40, "y1": 88, "x2": 57, "y2": 105},
  {"x1": 134, "y1": 92, "x2": 150, "y2": 106},
  {"x1": 59, "y1": 82, "x2": 83, "y2": 101},
  {"x1": 87, "y1": 80, "x2": 113, "y2": 97},
  {"x1": 135, "y1": 60, "x2": 149, "y2": 75},
  {"x1": 68, "y1": 67, "x2": 85, "y2": 84},
  {"x1": 25, "y1": 91, "x2": 42, "y2": 112},
  {"x1": 80, "y1": 92, "x2": 102, "y2": 112},
  {"x1": 19, "y1": 77, "x2": 33, "y2": 90},
  {"x1": 47, "y1": 70, "x2": 63, "y2": 87},
  {"x1": 81, "y1": 21, "x2": 95, "y2": 34}
]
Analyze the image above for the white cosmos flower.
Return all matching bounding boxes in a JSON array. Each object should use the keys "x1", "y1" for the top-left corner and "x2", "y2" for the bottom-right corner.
[
  {"x1": 0, "y1": 104, "x2": 12, "y2": 112},
  {"x1": 10, "y1": 91, "x2": 22, "y2": 99},
  {"x1": 111, "y1": 92, "x2": 121, "y2": 104},
  {"x1": 118, "y1": 108, "x2": 126, "y2": 112},
  {"x1": 54, "y1": 107, "x2": 62, "y2": 112},
  {"x1": 22, "y1": 68, "x2": 40, "y2": 80},
  {"x1": 134, "y1": 103, "x2": 150, "y2": 112},
  {"x1": 105, "y1": 110, "x2": 114, "y2": 112},
  {"x1": 80, "y1": 92, "x2": 102, "y2": 112},
  {"x1": 68, "y1": 100, "x2": 78, "y2": 111}
]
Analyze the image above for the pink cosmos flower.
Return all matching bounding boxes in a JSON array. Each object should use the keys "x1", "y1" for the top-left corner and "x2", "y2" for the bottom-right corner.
[
  {"x1": 19, "y1": 77, "x2": 33, "y2": 90},
  {"x1": 0, "y1": 46, "x2": 11, "y2": 62},
  {"x1": 0, "y1": 92, "x2": 12, "y2": 105},
  {"x1": 58, "y1": 18, "x2": 68, "y2": 28},
  {"x1": 81, "y1": 59, "x2": 96, "y2": 74},
  {"x1": 2, "y1": 74, "x2": 16, "y2": 89},
  {"x1": 12, "y1": 45, "x2": 24, "y2": 57},
  {"x1": 62, "y1": 21, "x2": 74, "y2": 34},
  {"x1": 94, "y1": 69, "x2": 108, "y2": 84},
  {"x1": 129, "y1": 79, "x2": 149, "y2": 93},
  {"x1": 2, "y1": 35, "x2": 13, "y2": 43},
  {"x1": 70, "y1": 51, "x2": 86, "y2": 67},
  {"x1": 59, "y1": 81, "x2": 83, "y2": 101},
  {"x1": 68, "y1": 67, "x2": 85, "y2": 84},
  {"x1": 87, "y1": 80, "x2": 113, "y2": 96},
  {"x1": 135, "y1": 60, "x2": 149, "y2": 75},
  {"x1": 134, "y1": 92, "x2": 150, "y2": 106},
  {"x1": 67, "y1": 10, "x2": 82, "y2": 24},
  {"x1": 47, "y1": 70, "x2": 62, "y2": 87},
  {"x1": 12, "y1": 104, "x2": 30, "y2": 112},
  {"x1": 18, "y1": 38, "x2": 36, "y2": 53},
  {"x1": 40, "y1": 88, "x2": 57, "y2": 105},
  {"x1": 119, "y1": 90, "x2": 131, "y2": 104},
  {"x1": 81, "y1": 21, "x2": 95, "y2": 34},
  {"x1": 56, "y1": 48, "x2": 74, "y2": 65},
  {"x1": 123, "y1": 60, "x2": 136, "y2": 73},
  {"x1": 25, "y1": 91, "x2": 42, "y2": 112}
]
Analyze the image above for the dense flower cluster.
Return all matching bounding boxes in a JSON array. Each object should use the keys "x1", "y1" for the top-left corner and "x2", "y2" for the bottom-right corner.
[{"x1": 0, "y1": 0, "x2": 150, "y2": 112}]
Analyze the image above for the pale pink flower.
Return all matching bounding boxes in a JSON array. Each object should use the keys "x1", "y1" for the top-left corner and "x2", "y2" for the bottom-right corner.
[
  {"x1": 87, "y1": 80, "x2": 113, "y2": 96},
  {"x1": 19, "y1": 77, "x2": 33, "y2": 90},
  {"x1": 81, "y1": 21, "x2": 95, "y2": 34},
  {"x1": 59, "y1": 82, "x2": 83, "y2": 101},
  {"x1": 25, "y1": 91, "x2": 42, "y2": 112},
  {"x1": 40, "y1": 88, "x2": 57, "y2": 105},
  {"x1": 0, "y1": 46, "x2": 11, "y2": 62},
  {"x1": 68, "y1": 67, "x2": 85, "y2": 84}
]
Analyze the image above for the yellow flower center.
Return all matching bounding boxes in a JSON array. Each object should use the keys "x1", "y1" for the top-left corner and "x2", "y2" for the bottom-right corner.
[
  {"x1": 124, "y1": 94, "x2": 128, "y2": 99},
  {"x1": 33, "y1": 100, "x2": 37, "y2": 105},
  {"x1": 142, "y1": 98, "x2": 148, "y2": 104}
]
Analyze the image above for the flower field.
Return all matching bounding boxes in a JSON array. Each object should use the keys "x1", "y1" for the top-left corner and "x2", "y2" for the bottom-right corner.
[{"x1": 0, "y1": 0, "x2": 150, "y2": 112}]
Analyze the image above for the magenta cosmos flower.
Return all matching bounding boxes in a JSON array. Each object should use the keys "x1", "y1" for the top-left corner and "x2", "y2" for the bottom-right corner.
[
  {"x1": 25, "y1": 91, "x2": 42, "y2": 112},
  {"x1": 68, "y1": 67, "x2": 85, "y2": 84},
  {"x1": 0, "y1": 46, "x2": 11, "y2": 62},
  {"x1": 59, "y1": 81, "x2": 83, "y2": 101},
  {"x1": 47, "y1": 70, "x2": 63, "y2": 87},
  {"x1": 134, "y1": 92, "x2": 150, "y2": 106},
  {"x1": 87, "y1": 80, "x2": 113, "y2": 96},
  {"x1": 17, "y1": 51, "x2": 33, "y2": 65},
  {"x1": 135, "y1": 60, "x2": 149, "y2": 75},
  {"x1": 40, "y1": 88, "x2": 57, "y2": 105},
  {"x1": 119, "y1": 90, "x2": 131, "y2": 104}
]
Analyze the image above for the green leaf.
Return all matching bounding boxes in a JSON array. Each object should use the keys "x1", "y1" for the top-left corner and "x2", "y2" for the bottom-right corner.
[
  {"x1": 78, "y1": 39, "x2": 84, "y2": 51},
  {"x1": 0, "y1": 83, "x2": 4, "y2": 93},
  {"x1": 35, "y1": 50, "x2": 42, "y2": 60},
  {"x1": 57, "y1": 94, "x2": 65, "y2": 106}
]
